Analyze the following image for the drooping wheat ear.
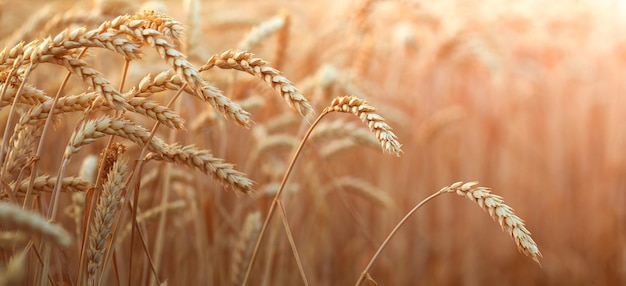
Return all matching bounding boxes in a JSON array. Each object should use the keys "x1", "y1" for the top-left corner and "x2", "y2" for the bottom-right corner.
[
  {"x1": 323, "y1": 95, "x2": 402, "y2": 156},
  {"x1": 13, "y1": 90, "x2": 184, "y2": 130},
  {"x1": 145, "y1": 143, "x2": 254, "y2": 193},
  {"x1": 87, "y1": 159, "x2": 127, "y2": 285},
  {"x1": 439, "y1": 181, "x2": 542, "y2": 264},
  {"x1": 0, "y1": 202, "x2": 71, "y2": 247},
  {"x1": 1, "y1": 25, "x2": 143, "y2": 70},
  {"x1": 130, "y1": 9, "x2": 185, "y2": 41},
  {"x1": 108, "y1": 14, "x2": 251, "y2": 126},
  {"x1": 0, "y1": 250, "x2": 27, "y2": 286},
  {"x1": 201, "y1": 50, "x2": 313, "y2": 117},
  {"x1": 37, "y1": 54, "x2": 131, "y2": 111},
  {"x1": 237, "y1": 14, "x2": 287, "y2": 52},
  {"x1": 9, "y1": 175, "x2": 93, "y2": 198},
  {"x1": 64, "y1": 116, "x2": 169, "y2": 159},
  {"x1": 231, "y1": 212, "x2": 262, "y2": 286},
  {"x1": 322, "y1": 177, "x2": 393, "y2": 208}
]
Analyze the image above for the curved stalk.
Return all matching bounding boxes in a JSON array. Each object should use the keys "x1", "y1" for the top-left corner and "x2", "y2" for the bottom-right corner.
[{"x1": 242, "y1": 110, "x2": 329, "y2": 286}]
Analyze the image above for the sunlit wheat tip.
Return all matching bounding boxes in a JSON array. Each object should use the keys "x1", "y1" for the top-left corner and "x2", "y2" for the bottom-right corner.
[
  {"x1": 324, "y1": 95, "x2": 402, "y2": 156},
  {"x1": 439, "y1": 181, "x2": 542, "y2": 264}
]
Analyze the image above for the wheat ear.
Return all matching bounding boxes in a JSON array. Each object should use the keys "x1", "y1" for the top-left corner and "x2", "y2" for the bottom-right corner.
[
  {"x1": 324, "y1": 95, "x2": 402, "y2": 156},
  {"x1": 201, "y1": 50, "x2": 313, "y2": 117},
  {"x1": 243, "y1": 95, "x2": 402, "y2": 285},
  {"x1": 355, "y1": 181, "x2": 541, "y2": 285},
  {"x1": 0, "y1": 202, "x2": 71, "y2": 247},
  {"x1": 87, "y1": 159, "x2": 127, "y2": 285},
  {"x1": 440, "y1": 181, "x2": 542, "y2": 263},
  {"x1": 145, "y1": 143, "x2": 254, "y2": 193}
]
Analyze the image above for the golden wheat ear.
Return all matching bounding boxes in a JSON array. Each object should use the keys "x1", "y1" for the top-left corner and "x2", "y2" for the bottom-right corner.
[
  {"x1": 440, "y1": 181, "x2": 542, "y2": 264},
  {"x1": 323, "y1": 95, "x2": 402, "y2": 156}
]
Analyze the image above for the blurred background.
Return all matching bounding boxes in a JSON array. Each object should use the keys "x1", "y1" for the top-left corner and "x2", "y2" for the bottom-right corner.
[{"x1": 2, "y1": 0, "x2": 626, "y2": 285}]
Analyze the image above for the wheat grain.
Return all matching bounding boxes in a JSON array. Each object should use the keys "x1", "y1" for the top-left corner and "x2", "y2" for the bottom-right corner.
[
  {"x1": 439, "y1": 181, "x2": 542, "y2": 264},
  {"x1": 324, "y1": 95, "x2": 402, "y2": 156},
  {"x1": 201, "y1": 50, "x2": 313, "y2": 117},
  {"x1": 0, "y1": 201, "x2": 71, "y2": 247}
]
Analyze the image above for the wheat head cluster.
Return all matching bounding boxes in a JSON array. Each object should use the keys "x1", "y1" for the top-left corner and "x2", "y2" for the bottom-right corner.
[{"x1": 0, "y1": 0, "x2": 593, "y2": 285}]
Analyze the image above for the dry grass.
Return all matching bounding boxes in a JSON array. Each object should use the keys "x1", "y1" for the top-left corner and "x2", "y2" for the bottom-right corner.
[{"x1": 0, "y1": 0, "x2": 623, "y2": 285}]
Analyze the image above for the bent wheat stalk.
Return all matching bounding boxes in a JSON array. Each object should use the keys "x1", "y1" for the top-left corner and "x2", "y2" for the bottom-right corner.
[
  {"x1": 242, "y1": 95, "x2": 401, "y2": 285},
  {"x1": 354, "y1": 181, "x2": 542, "y2": 286}
]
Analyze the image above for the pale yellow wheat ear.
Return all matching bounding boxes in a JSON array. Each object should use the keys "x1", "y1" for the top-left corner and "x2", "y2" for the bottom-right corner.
[
  {"x1": 440, "y1": 181, "x2": 542, "y2": 264},
  {"x1": 87, "y1": 158, "x2": 128, "y2": 285},
  {"x1": 355, "y1": 181, "x2": 541, "y2": 285},
  {"x1": 323, "y1": 95, "x2": 402, "y2": 156},
  {"x1": 201, "y1": 50, "x2": 314, "y2": 117},
  {"x1": 0, "y1": 202, "x2": 71, "y2": 248}
]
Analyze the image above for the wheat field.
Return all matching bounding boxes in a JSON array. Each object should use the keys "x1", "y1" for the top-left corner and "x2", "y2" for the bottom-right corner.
[{"x1": 0, "y1": 0, "x2": 624, "y2": 285}]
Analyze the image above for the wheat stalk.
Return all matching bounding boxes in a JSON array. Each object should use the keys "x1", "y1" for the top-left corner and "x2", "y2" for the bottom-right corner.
[{"x1": 355, "y1": 181, "x2": 541, "y2": 285}]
